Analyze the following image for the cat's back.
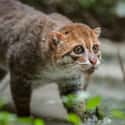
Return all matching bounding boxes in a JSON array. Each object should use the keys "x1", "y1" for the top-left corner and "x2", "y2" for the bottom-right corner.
[
  {"x1": 0, "y1": 0, "x2": 39, "y2": 16},
  {"x1": 0, "y1": 0, "x2": 47, "y2": 62},
  {"x1": 0, "y1": 0, "x2": 71, "y2": 65},
  {"x1": 0, "y1": 0, "x2": 20, "y2": 17}
]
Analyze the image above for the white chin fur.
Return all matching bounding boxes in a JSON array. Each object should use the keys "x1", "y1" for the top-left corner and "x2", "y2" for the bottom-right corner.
[
  {"x1": 77, "y1": 59, "x2": 100, "y2": 66},
  {"x1": 76, "y1": 60, "x2": 90, "y2": 65},
  {"x1": 77, "y1": 59, "x2": 101, "y2": 71}
]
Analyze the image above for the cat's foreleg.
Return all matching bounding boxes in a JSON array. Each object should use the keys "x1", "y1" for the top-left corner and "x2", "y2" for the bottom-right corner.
[{"x1": 58, "y1": 82, "x2": 85, "y2": 120}]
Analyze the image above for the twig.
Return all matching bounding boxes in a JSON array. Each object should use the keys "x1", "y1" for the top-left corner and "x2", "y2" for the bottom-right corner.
[
  {"x1": 83, "y1": 74, "x2": 92, "y2": 91},
  {"x1": 117, "y1": 49, "x2": 125, "y2": 83}
]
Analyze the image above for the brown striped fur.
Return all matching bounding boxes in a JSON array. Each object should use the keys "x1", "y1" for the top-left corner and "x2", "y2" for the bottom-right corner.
[{"x1": 0, "y1": 0, "x2": 101, "y2": 118}]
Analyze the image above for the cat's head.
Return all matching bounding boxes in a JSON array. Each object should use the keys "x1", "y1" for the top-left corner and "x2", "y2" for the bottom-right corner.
[{"x1": 48, "y1": 23, "x2": 101, "y2": 73}]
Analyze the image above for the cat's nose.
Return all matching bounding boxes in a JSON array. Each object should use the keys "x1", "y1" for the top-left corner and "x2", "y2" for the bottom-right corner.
[{"x1": 89, "y1": 57, "x2": 97, "y2": 65}]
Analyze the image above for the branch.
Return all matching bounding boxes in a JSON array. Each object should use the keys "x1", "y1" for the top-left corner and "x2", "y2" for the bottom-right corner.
[
  {"x1": 117, "y1": 49, "x2": 125, "y2": 83},
  {"x1": 83, "y1": 74, "x2": 92, "y2": 91}
]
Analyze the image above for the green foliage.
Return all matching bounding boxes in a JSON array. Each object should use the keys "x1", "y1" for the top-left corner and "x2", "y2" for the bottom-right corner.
[
  {"x1": 0, "y1": 101, "x2": 45, "y2": 125},
  {"x1": 63, "y1": 93, "x2": 103, "y2": 123},
  {"x1": 63, "y1": 93, "x2": 102, "y2": 111},
  {"x1": 63, "y1": 94, "x2": 77, "y2": 108},
  {"x1": 86, "y1": 96, "x2": 101, "y2": 110},
  {"x1": 0, "y1": 112, "x2": 16, "y2": 125},
  {"x1": 65, "y1": 94, "x2": 125, "y2": 125},
  {"x1": 0, "y1": 101, "x2": 5, "y2": 109},
  {"x1": 63, "y1": 91, "x2": 89, "y2": 108},
  {"x1": 34, "y1": 118, "x2": 45, "y2": 125},
  {"x1": 67, "y1": 113, "x2": 82, "y2": 125},
  {"x1": 0, "y1": 111, "x2": 45, "y2": 125},
  {"x1": 0, "y1": 98, "x2": 45, "y2": 125},
  {"x1": 111, "y1": 109, "x2": 125, "y2": 120},
  {"x1": 17, "y1": 117, "x2": 33, "y2": 125},
  {"x1": 0, "y1": 93, "x2": 125, "y2": 125}
]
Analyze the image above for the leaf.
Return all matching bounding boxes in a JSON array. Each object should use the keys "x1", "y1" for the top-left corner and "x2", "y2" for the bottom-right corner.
[
  {"x1": 63, "y1": 94, "x2": 77, "y2": 108},
  {"x1": 18, "y1": 117, "x2": 32, "y2": 124},
  {"x1": 0, "y1": 112, "x2": 16, "y2": 125},
  {"x1": 34, "y1": 118, "x2": 45, "y2": 125},
  {"x1": 67, "y1": 113, "x2": 82, "y2": 125},
  {"x1": 86, "y1": 96, "x2": 101, "y2": 110},
  {"x1": 63, "y1": 92, "x2": 89, "y2": 108},
  {"x1": 0, "y1": 101, "x2": 5, "y2": 109},
  {"x1": 111, "y1": 109, "x2": 125, "y2": 120}
]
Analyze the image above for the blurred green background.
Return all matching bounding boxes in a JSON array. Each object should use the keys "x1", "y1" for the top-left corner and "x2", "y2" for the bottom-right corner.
[{"x1": 20, "y1": 0, "x2": 125, "y2": 41}]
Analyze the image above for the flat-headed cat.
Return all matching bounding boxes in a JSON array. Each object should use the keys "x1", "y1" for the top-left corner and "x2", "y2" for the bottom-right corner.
[{"x1": 0, "y1": 0, "x2": 101, "y2": 119}]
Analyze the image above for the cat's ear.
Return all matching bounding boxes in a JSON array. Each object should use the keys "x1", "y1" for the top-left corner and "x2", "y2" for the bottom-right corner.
[
  {"x1": 94, "y1": 27, "x2": 101, "y2": 37},
  {"x1": 48, "y1": 31, "x2": 65, "y2": 49}
]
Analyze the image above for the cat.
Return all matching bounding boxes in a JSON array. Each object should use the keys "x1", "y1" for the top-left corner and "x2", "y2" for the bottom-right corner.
[{"x1": 0, "y1": 0, "x2": 101, "y2": 118}]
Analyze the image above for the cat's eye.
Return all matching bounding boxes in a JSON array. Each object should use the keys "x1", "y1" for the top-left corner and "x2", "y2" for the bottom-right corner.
[
  {"x1": 64, "y1": 31, "x2": 69, "y2": 35},
  {"x1": 73, "y1": 45, "x2": 84, "y2": 54},
  {"x1": 92, "y1": 44, "x2": 99, "y2": 53}
]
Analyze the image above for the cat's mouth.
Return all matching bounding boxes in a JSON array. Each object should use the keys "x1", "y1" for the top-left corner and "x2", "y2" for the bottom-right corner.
[
  {"x1": 76, "y1": 61, "x2": 99, "y2": 73},
  {"x1": 80, "y1": 65, "x2": 97, "y2": 73}
]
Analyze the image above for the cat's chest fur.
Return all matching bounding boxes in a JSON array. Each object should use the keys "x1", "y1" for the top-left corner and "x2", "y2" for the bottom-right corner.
[{"x1": 33, "y1": 64, "x2": 84, "y2": 88}]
